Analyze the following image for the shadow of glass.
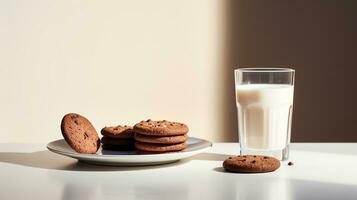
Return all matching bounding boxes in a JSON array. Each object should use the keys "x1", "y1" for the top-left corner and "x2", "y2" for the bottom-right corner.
[{"x1": 0, "y1": 150, "x2": 190, "y2": 171}]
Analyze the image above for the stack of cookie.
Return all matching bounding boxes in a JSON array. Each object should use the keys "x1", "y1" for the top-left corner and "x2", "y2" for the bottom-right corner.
[
  {"x1": 133, "y1": 120, "x2": 189, "y2": 153},
  {"x1": 100, "y1": 125, "x2": 135, "y2": 150}
]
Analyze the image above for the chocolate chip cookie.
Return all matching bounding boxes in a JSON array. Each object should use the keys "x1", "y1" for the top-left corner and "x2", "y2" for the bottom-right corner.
[
  {"x1": 61, "y1": 113, "x2": 100, "y2": 154},
  {"x1": 101, "y1": 137, "x2": 135, "y2": 146},
  {"x1": 135, "y1": 141, "x2": 187, "y2": 152},
  {"x1": 134, "y1": 133, "x2": 188, "y2": 144},
  {"x1": 100, "y1": 126, "x2": 135, "y2": 151},
  {"x1": 133, "y1": 119, "x2": 189, "y2": 136},
  {"x1": 101, "y1": 125, "x2": 134, "y2": 139},
  {"x1": 223, "y1": 155, "x2": 280, "y2": 173}
]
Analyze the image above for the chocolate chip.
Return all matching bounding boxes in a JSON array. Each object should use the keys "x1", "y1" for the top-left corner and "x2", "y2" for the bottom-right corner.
[
  {"x1": 229, "y1": 157, "x2": 233, "y2": 159},
  {"x1": 251, "y1": 160, "x2": 256, "y2": 164},
  {"x1": 242, "y1": 159, "x2": 246, "y2": 162},
  {"x1": 146, "y1": 119, "x2": 152, "y2": 122},
  {"x1": 84, "y1": 132, "x2": 89, "y2": 139},
  {"x1": 74, "y1": 120, "x2": 79, "y2": 125},
  {"x1": 70, "y1": 114, "x2": 79, "y2": 119},
  {"x1": 288, "y1": 161, "x2": 294, "y2": 166},
  {"x1": 263, "y1": 156, "x2": 268, "y2": 159},
  {"x1": 253, "y1": 155, "x2": 257, "y2": 158}
]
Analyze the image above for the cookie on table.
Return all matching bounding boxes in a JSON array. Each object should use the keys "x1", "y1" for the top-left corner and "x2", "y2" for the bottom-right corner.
[
  {"x1": 61, "y1": 113, "x2": 100, "y2": 154},
  {"x1": 101, "y1": 125, "x2": 134, "y2": 139},
  {"x1": 223, "y1": 155, "x2": 280, "y2": 173},
  {"x1": 133, "y1": 119, "x2": 189, "y2": 136},
  {"x1": 134, "y1": 133, "x2": 188, "y2": 144},
  {"x1": 135, "y1": 141, "x2": 187, "y2": 152}
]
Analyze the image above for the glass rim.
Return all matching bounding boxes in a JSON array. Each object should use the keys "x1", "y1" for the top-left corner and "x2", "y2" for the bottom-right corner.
[{"x1": 234, "y1": 68, "x2": 295, "y2": 73}]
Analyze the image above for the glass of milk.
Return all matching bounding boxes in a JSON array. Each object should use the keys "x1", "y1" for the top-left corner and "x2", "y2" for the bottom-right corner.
[{"x1": 235, "y1": 68, "x2": 295, "y2": 160}]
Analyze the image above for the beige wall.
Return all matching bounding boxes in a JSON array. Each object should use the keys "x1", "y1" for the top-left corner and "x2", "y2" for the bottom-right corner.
[
  {"x1": 0, "y1": 0, "x2": 232, "y2": 143},
  {"x1": 2, "y1": 0, "x2": 356, "y2": 143}
]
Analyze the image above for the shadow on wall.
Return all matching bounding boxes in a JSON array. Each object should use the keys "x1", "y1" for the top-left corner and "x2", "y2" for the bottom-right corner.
[{"x1": 222, "y1": 0, "x2": 357, "y2": 142}]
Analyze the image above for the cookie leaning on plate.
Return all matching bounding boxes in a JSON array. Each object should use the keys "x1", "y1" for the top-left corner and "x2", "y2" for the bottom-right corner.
[
  {"x1": 61, "y1": 113, "x2": 100, "y2": 154},
  {"x1": 223, "y1": 155, "x2": 280, "y2": 173},
  {"x1": 134, "y1": 119, "x2": 189, "y2": 136}
]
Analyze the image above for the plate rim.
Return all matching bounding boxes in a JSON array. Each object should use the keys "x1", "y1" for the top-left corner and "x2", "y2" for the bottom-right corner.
[{"x1": 47, "y1": 137, "x2": 212, "y2": 159}]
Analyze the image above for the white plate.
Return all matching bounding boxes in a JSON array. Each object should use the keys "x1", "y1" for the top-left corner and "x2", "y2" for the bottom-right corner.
[{"x1": 47, "y1": 137, "x2": 212, "y2": 166}]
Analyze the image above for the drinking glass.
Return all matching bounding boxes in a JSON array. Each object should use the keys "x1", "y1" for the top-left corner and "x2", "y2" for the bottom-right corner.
[{"x1": 234, "y1": 68, "x2": 295, "y2": 160}]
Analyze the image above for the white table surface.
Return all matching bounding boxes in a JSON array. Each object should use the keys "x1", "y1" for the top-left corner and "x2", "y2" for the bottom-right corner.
[{"x1": 0, "y1": 143, "x2": 357, "y2": 200}]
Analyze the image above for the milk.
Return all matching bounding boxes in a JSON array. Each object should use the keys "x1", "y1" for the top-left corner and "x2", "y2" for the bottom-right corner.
[{"x1": 236, "y1": 84, "x2": 294, "y2": 150}]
